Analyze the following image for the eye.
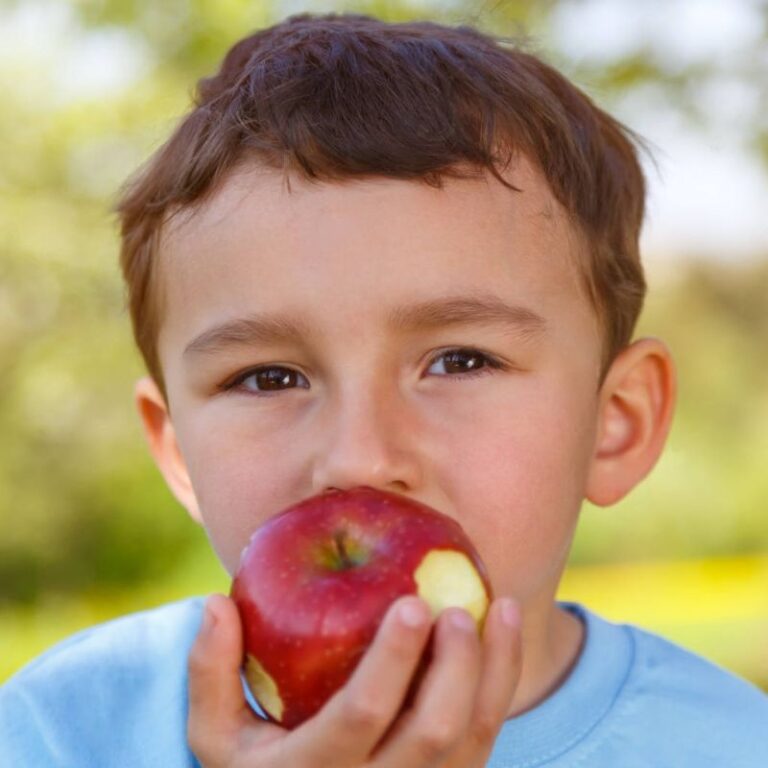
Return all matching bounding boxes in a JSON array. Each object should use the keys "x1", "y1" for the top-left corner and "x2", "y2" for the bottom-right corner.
[
  {"x1": 222, "y1": 366, "x2": 309, "y2": 395},
  {"x1": 426, "y1": 348, "x2": 506, "y2": 378}
]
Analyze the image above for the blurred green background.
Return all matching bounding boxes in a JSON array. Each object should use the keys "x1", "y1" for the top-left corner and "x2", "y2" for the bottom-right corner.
[{"x1": 1, "y1": 0, "x2": 767, "y2": 690}]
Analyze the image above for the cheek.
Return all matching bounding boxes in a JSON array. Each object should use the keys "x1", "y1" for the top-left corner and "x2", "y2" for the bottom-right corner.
[
  {"x1": 175, "y1": 409, "x2": 300, "y2": 574},
  {"x1": 439, "y1": 379, "x2": 595, "y2": 599}
]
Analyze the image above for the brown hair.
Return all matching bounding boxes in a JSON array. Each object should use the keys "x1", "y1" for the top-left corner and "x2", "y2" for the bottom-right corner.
[{"x1": 117, "y1": 12, "x2": 647, "y2": 402}]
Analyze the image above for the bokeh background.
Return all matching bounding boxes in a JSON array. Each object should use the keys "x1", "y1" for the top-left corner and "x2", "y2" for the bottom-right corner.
[{"x1": 1, "y1": 0, "x2": 767, "y2": 689}]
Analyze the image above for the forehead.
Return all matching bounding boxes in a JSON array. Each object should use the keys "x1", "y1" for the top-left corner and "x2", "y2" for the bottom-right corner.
[{"x1": 156, "y1": 157, "x2": 594, "y2": 357}]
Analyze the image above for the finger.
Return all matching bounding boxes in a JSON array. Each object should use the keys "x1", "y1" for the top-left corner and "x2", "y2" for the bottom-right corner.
[
  {"x1": 187, "y1": 594, "x2": 253, "y2": 765},
  {"x1": 286, "y1": 595, "x2": 434, "y2": 767},
  {"x1": 462, "y1": 597, "x2": 522, "y2": 758},
  {"x1": 370, "y1": 606, "x2": 483, "y2": 766}
]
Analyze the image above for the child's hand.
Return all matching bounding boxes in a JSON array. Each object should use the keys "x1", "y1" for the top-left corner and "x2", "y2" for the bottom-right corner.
[{"x1": 187, "y1": 592, "x2": 521, "y2": 768}]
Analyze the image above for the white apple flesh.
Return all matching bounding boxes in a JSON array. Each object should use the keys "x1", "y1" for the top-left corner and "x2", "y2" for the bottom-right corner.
[{"x1": 230, "y1": 486, "x2": 493, "y2": 728}]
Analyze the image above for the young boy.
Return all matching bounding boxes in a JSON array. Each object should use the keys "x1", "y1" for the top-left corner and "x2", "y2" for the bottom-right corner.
[{"x1": 2, "y1": 11, "x2": 767, "y2": 767}]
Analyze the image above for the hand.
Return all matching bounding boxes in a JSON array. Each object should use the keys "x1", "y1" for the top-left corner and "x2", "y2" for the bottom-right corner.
[{"x1": 187, "y1": 592, "x2": 522, "y2": 768}]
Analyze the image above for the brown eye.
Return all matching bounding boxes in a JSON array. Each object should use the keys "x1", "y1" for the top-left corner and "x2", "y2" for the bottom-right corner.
[
  {"x1": 426, "y1": 348, "x2": 505, "y2": 378},
  {"x1": 230, "y1": 367, "x2": 309, "y2": 394}
]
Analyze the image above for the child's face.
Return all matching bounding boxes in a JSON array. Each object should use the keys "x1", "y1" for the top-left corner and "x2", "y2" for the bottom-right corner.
[{"x1": 151, "y1": 156, "x2": 605, "y2": 609}]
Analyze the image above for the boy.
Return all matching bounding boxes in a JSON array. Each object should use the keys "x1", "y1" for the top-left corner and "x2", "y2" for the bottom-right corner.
[{"x1": 2, "y1": 11, "x2": 767, "y2": 767}]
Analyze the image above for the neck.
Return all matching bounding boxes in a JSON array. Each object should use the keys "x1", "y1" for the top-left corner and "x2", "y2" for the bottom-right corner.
[{"x1": 505, "y1": 602, "x2": 585, "y2": 719}]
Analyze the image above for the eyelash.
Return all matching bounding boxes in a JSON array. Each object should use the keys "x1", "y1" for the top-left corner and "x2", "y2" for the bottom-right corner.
[{"x1": 219, "y1": 347, "x2": 508, "y2": 396}]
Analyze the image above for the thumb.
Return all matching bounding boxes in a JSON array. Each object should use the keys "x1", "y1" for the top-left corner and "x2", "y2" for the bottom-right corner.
[{"x1": 187, "y1": 594, "x2": 247, "y2": 762}]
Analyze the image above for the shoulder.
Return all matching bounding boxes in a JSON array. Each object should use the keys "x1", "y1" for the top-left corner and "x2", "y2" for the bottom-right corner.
[
  {"x1": 0, "y1": 597, "x2": 204, "y2": 767},
  {"x1": 489, "y1": 604, "x2": 768, "y2": 768},
  {"x1": 2, "y1": 596, "x2": 204, "y2": 693},
  {"x1": 596, "y1": 612, "x2": 768, "y2": 765},
  {"x1": 625, "y1": 620, "x2": 768, "y2": 719}
]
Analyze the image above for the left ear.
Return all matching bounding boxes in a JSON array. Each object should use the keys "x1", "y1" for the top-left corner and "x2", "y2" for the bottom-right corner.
[{"x1": 585, "y1": 337, "x2": 677, "y2": 507}]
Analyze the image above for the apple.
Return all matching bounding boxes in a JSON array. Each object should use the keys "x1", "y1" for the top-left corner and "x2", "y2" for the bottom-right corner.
[{"x1": 230, "y1": 485, "x2": 493, "y2": 729}]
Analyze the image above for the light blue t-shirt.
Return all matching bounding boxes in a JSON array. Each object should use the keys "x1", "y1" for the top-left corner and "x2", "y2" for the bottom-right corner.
[{"x1": 2, "y1": 598, "x2": 767, "y2": 766}]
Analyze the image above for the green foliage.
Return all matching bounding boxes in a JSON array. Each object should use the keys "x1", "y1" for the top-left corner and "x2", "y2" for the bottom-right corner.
[
  {"x1": 570, "y1": 259, "x2": 768, "y2": 564},
  {"x1": 1, "y1": 0, "x2": 767, "y2": 608}
]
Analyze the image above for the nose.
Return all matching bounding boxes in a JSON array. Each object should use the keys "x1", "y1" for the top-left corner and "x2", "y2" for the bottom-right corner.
[{"x1": 310, "y1": 383, "x2": 422, "y2": 495}]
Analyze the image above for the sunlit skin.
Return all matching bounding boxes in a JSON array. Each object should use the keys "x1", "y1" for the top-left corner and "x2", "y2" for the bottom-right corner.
[{"x1": 135, "y1": 154, "x2": 676, "y2": 761}]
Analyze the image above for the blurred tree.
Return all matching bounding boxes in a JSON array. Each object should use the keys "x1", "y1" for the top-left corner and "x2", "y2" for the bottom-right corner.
[{"x1": 1, "y1": 0, "x2": 766, "y2": 605}]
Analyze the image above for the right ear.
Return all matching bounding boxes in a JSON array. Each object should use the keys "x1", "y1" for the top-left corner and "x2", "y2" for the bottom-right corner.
[{"x1": 134, "y1": 376, "x2": 203, "y2": 525}]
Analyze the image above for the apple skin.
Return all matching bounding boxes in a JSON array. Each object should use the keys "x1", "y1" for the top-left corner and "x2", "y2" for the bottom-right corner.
[{"x1": 230, "y1": 486, "x2": 493, "y2": 729}]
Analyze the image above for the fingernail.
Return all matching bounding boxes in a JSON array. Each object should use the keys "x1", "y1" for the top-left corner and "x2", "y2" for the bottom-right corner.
[
  {"x1": 449, "y1": 609, "x2": 476, "y2": 633},
  {"x1": 202, "y1": 598, "x2": 218, "y2": 635},
  {"x1": 500, "y1": 598, "x2": 520, "y2": 628},
  {"x1": 398, "y1": 599, "x2": 429, "y2": 628}
]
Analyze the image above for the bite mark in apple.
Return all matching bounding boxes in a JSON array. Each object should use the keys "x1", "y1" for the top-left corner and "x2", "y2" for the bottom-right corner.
[
  {"x1": 414, "y1": 549, "x2": 490, "y2": 630},
  {"x1": 245, "y1": 653, "x2": 283, "y2": 721}
]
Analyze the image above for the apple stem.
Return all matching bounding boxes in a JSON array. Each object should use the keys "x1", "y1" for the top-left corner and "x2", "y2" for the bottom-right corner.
[{"x1": 334, "y1": 530, "x2": 354, "y2": 570}]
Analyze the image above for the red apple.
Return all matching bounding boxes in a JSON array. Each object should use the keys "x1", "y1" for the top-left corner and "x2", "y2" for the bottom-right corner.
[{"x1": 230, "y1": 486, "x2": 493, "y2": 729}]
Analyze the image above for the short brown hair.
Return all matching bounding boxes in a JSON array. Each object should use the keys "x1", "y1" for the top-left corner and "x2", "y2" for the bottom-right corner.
[{"x1": 117, "y1": 12, "x2": 647, "y2": 401}]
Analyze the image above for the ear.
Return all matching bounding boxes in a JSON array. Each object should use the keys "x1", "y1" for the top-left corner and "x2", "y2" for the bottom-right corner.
[
  {"x1": 585, "y1": 337, "x2": 677, "y2": 507},
  {"x1": 133, "y1": 376, "x2": 203, "y2": 525}
]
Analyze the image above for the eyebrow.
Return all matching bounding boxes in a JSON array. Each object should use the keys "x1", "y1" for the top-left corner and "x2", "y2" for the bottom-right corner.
[{"x1": 183, "y1": 293, "x2": 547, "y2": 357}]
